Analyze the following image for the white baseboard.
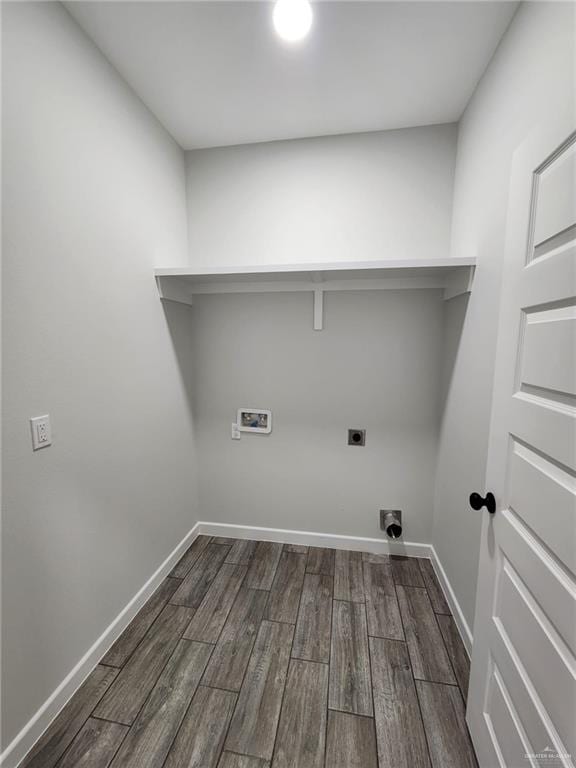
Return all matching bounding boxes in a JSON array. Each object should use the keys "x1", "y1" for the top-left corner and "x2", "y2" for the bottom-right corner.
[
  {"x1": 0, "y1": 522, "x2": 201, "y2": 768},
  {"x1": 3, "y1": 520, "x2": 473, "y2": 768},
  {"x1": 429, "y1": 545, "x2": 473, "y2": 657},
  {"x1": 198, "y1": 521, "x2": 432, "y2": 558}
]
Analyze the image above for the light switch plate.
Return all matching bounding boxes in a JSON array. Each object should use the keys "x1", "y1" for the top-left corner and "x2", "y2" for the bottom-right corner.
[
  {"x1": 30, "y1": 415, "x2": 52, "y2": 450},
  {"x1": 231, "y1": 422, "x2": 241, "y2": 440}
]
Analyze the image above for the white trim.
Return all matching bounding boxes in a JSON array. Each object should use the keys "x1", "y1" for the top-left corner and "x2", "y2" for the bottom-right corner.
[
  {"x1": 154, "y1": 259, "x2": 477, "y2": 309},
  {"x1": 197, "y1": 520, "x2": 432, "y2": 558},
  {"x1": 154, "y1": 257, "x2": 477, "y2": 277},
  {"x1": 0, "y1": 523, "x2": 201, "y2": 768},
  {"x1": 3, "y1": 520, "x2": 473, "y2": 768},
  {"x1": 429, "y1": 544, "x2": 474, "y2": 657}
]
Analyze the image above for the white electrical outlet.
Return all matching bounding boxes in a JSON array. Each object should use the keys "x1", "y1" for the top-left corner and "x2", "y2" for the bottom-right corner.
[
  {"x1": 30, "y1": 415, "x2": 52, "y2": 450},
  {"x1": 231, "y1": 422, "x2": 241, "y2": 440}
]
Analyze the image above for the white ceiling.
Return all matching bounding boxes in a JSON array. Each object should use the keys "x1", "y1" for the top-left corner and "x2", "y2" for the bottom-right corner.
[{"x1": 66, "y1": 1, "x2": 518, "y2": 150}]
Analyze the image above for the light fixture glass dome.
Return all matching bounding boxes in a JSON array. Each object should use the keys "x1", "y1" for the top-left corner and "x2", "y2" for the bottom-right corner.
[{"x1": 273, "y1": 0, "x2": 313, "y2": 43}]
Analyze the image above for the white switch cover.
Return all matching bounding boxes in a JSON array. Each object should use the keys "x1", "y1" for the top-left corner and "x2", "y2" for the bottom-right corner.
[
  {"x1": 30, "y1": 415, "x2": 52, "y2": 450},
  {"x1": 231, "y1": 422, "x2": 241, "y2": 440}
]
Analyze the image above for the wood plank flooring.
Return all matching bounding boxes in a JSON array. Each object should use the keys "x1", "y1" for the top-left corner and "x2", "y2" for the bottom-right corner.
[
  {"x1": 21, "y1": 539, "x2": 477, "y2": 768},
  {"x1": 271, "y1": 659, "x2": 328, "y2": 768},
  {"x1": 325, "y1": 710, "x2": 378, "y2": 768},
  {"x1": 225, "y1": 619, "x2": 293, "y2": 760},
  {"x1": 329, "y1": 600, "x2": 373, "y2": 716}
]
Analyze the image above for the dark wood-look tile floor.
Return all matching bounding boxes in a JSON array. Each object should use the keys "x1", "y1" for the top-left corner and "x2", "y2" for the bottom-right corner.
[{"x1": 21, "y1": 537, "x2": 477, "y2": 768}]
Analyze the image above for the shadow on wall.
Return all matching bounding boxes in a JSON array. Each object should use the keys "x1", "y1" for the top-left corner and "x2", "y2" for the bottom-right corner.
[
  {"x1": 439, "y1": 293, "x2": 469, "y2": 416},
  {"x1": 159, "y1": 299, "x2": 198, "y2": 436}
]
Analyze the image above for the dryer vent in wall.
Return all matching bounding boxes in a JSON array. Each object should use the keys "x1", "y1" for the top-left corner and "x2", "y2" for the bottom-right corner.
[{"x1": 380, "y1": 509, "x2": 403, "y2": 539}]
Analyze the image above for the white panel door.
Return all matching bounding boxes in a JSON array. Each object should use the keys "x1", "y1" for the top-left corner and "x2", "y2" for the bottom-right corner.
[{"x1": 467, "y1": 122, "x2": 576, "y2": 768}]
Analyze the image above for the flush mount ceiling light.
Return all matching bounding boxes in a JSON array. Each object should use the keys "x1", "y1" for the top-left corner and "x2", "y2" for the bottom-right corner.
[{"x1": 273, "y1": 0, "x2": 313, "y2": 42}]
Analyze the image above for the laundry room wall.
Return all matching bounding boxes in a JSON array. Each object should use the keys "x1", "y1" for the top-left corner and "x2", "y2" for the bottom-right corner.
[{"x1": 2, "y1": 2, "x2": 199, "y2": 752}]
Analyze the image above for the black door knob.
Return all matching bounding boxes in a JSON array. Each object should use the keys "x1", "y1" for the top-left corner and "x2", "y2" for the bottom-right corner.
[{"x1": 469, "y1": 492, "x2": 496, "y2": 514}]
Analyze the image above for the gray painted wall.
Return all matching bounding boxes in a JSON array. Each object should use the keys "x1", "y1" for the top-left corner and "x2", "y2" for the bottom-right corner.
[
  {"x1": 186, "y1": 124, "x2": 457, "y2": 267},
  {"x1": 433, "y1": 0, "x2": 575, "y2": 633},
  {"x1": 190, "y1": 290, "x2": 444, "y2": 543},
  {"x1": 184, "y1": 125, "x2": 457, "y2": 549},
  {"x1": 1, "y1": 2, "x2": 198, "y2": 748}
]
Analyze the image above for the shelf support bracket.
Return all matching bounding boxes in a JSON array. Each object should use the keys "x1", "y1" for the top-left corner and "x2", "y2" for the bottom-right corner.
[
  {"x1": 443, "y1": 265, "x2": 475, "y2": 301},
  {"x1": 156, "y1": 276, "x2": 194, "y2": 306},
  {"x1": 313, "y1": 288, "x2": 324, "y2": 331}
]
